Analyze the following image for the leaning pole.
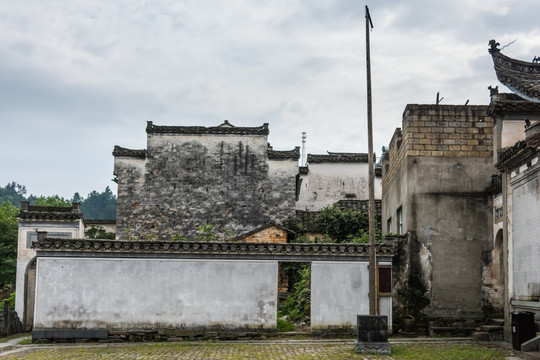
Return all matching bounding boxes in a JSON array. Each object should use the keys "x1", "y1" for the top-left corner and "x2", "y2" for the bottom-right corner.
[
  {"x1": 355, "y1": 5, "x2": 391, "y2": 355},
  {"x1": 365, "y1": 4, "x2": 377, "y2": 317}
]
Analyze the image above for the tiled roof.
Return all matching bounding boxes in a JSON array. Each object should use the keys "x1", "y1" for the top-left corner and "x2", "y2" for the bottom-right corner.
[
  {"x1": 295, "y1": 210, "x2": 320, "y2": 232},
  {"x1": 268, "y1": 147, "x2": 300, "y2": 160},
  {"x1": 496, "y1": 131, "x2": 540, "y2": 169},
  {"x1": 112, "y1": 146, "x2": 147, "y2": 158},
  {"x1": 32, "y1": 238, "x2": 395, "y2": 257},
  {"x1": 336, "y1": 199, "x2": 382, "y2": 215},
  {"x1": 307, "y1": 153, "x2": 369, "y2": 163},
  {"x1": 146, "y1": 121, "x2": 269, "y2": 135},
  {"x1": 489, "y1": 39, "x2": 540, "y2": 103},
  {"x1": 85, "y1": 220, "x2": 116, "y2": 225},
  {"x1": 295, "y1": 200, "x2": 382, "y2": 233},
  {"x1": 18, "y1": 204, "x2": 82, "y2": 221},
  {"x1": 497, "y1": 142, "x2": 527, "y2": 164},
  {"x1": 487, "y1": 93, "x2": 540, "y2": 116}
]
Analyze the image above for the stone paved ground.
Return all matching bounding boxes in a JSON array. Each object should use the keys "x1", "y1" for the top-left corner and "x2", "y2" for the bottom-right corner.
[{"x1": 0, "y1": 340, "x2": 526, "y2": 360}]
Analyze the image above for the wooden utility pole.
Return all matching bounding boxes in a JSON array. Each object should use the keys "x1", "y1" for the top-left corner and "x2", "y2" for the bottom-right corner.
[{"x1": 365, "y1": 5, "x2": 377, "y2": 316}]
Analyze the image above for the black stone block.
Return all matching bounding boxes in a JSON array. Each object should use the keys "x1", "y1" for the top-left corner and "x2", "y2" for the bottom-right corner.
[
  {"x1": 356, "y1": 315, "x2": 388, "y2": 342},
  {"x1": 355, "y1": 315, "x2": 391, "y2": 355}
]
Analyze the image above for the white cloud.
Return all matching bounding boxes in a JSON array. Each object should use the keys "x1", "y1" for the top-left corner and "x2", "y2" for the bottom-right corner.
[{"x1": 1, "y1": 0, "x2": 540, "y2": 197}]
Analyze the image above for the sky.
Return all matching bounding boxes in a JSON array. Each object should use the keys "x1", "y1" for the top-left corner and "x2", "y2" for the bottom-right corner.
[{"x1": 2, "y1": 0, "x2": 540, "y2": 200}]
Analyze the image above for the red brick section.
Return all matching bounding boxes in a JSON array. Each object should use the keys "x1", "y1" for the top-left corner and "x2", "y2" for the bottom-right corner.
[{"x1": 241, "y1": 226, "x2": 288, "y2": 243}]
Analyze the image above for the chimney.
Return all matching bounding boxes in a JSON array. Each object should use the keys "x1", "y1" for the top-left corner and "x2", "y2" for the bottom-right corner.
[
  {"x1": 488, "y1": 85, "x2": 499, "y2": 102},
  {"x1": 301, "y1": 132, "x2": 307, "y2": 166},
  {"x1": 72, "y1": 202, "x2": 81, "y2": 213}
]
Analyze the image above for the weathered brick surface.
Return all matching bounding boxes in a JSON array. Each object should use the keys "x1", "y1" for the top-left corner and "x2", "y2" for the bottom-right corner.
[
  {"x1": 239, "y1": 226, "x2": 288, "y2": 243},
  {"x1": 382, "y1": 105, "x2": 492, "y2": 194},
  {"x1": 114, "y1": 127, "x2": 298, "y2": 240}
]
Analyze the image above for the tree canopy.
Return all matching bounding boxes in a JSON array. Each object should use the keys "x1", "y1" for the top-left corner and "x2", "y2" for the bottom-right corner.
[
  {"x1": 78, "y1": 186, "x2": 116, "y2": 220},
  {"x1": 0, "y1": 202, "x2": 18, "y2": 287},
  {"x1": 28, "y1": 194, "x2": 72, "y2": 207},
  {"x1": 315, "y1": 205, "x2": 381, "y2": 243},
  {"x1": 0, "y1": 182, "x2": 117, "y2": 220},
  {"x1": 0, "y1": 182, "x2": 117, "y2": 288},
  {"x1": 0, "y1": 182, "x2": 27, "y2": 207}
]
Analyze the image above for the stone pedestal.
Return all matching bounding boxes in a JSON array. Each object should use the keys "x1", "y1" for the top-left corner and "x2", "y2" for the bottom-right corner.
[{"x1": 354, "y1": 315, "x2": 391, "y2": 355}]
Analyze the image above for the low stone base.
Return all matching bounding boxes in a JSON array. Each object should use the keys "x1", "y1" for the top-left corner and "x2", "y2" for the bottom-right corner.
[
  {"x1": 32, "y1": 328, "x2": 275, "y2": 342},
  {"x1": 354, "y1": 341, "x2": 391, "y2": 355}
]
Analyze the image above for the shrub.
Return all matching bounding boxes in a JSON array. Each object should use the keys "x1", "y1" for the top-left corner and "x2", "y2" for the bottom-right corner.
[{"x1": 279, "y1": 265, "x2": 311, "y2": 322}]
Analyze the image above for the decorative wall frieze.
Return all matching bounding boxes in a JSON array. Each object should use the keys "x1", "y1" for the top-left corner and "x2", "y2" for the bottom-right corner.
[{"x1": 33, "y1": 239, "x2": 395, "y2": 258}]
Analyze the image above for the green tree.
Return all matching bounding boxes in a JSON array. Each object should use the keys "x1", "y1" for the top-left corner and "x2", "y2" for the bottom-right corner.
[
  {"x1": 0, "y1": 202, "x2": 19, "y2": 287},
  {"x1": 279, "y1": 264, "x2": 311, "y2": 321},
  {"x1": 71, "y1": 192, "x2": 84, "y2": 204},
  {"x1": 315, "y1": 205, "x2": 369, "y2": 242},
  {"x1": 29, "y1": 194, "x2": 71, "y2": 207},
  {"x1": 80, "y1": 187, "x2": 116, "y2": 220},
  {"x1": 314, "y1": 205, "x2": 382, "y2": 243},
  {"x1": 85, "y1": 225, "x2": 115, "y2": 240},
  {"x1": 0, "y1": 182, "x2": 27, "y2": 207}
]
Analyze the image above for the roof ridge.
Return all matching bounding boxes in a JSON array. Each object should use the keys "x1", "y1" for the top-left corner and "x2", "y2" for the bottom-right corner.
[{"x1": 146, "y1": 121, "x2": 269, "y2": 135}]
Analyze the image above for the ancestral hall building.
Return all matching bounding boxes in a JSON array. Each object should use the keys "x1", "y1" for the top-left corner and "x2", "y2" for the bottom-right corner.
[{"x1": 113, "y1": 121, "x2": 300, "y2": 240}]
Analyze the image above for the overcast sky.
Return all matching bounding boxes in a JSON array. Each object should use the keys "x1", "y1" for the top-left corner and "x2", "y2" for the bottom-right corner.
[{"x1": 1, "y1": 0, "x2": 540, "y2": 200}]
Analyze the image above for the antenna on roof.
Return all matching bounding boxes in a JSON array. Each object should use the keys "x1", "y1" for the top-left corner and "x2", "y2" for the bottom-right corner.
[
  {"x1": 465, "y1": 100, "x2": 469, "y2": 105},
  {"x1": 436, "y1": 92, "x2": 444, "y2": 105},
  {"x1": 301, "y1": 132, "x2": 307, "y2": 166}
]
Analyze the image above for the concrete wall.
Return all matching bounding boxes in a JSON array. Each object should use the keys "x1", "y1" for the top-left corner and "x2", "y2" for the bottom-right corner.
[
  {"x1": 382, "y1": 104, "x2": 498, "y2": 318},
  {"x1": 34, "y1": 258, "x2": 278, "y2": 330},
  {"x1": 115, "y1": 129, "x2": 297, "y2": 240},
  {"x1": 311, "y1": 261, "x2": 392, "y2": 332},
  {"x1": 296, "y1": 162, "x2": 381, "y2": 211},
  {"x1": 414, "y1": 192, "x2": 492, "y2": 317},
  {"x1": 510, "y1": 154, "x2": 540, "y2": 300}
]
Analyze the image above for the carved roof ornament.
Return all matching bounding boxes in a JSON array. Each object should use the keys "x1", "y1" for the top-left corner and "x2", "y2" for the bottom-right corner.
[
  {"x1": 489, "y1": 39, "x2": 540, "y2": 103},
  {"x1": 218, "y1": 120, "x2": 235, "y2": 127}
]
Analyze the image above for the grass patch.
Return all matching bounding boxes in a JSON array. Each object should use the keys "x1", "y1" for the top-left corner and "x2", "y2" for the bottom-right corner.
[
  {"x1": 0, "y1": 341, "x2": 521, "y2": 360},
  {"x1": 0, "y1": 333, "x2": 31, "y2": 343},
  {"x1": 17, "y1": 338, "x2": 32, "y2": 345},
  {"x1": 391, "y1": 343, "x2": 516, "y2": 360},
  {"x1": 277, "y1": 317, "x2": 296, "y2": 332}
]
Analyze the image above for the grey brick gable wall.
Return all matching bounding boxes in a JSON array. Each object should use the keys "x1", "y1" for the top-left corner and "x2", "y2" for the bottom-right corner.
[{"x1": 114, "y1": 125, "x2": 298, "y2": 240}]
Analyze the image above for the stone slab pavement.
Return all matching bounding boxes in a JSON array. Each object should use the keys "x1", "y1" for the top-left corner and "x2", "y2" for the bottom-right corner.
[{"x1": 0, "y1": 337, "x2": 527, "y2": 359}]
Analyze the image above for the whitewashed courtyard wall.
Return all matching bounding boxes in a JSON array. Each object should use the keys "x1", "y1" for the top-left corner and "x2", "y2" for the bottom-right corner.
[
  {"x1": 31, "y1": 239, "x2": 394, "y2": 339},
  {"x1": 311, "y1": 261, "x2": 392, "y2": 332},
  {"x1": 34, "y1": 258, "x2": 277, "y2": 330}
]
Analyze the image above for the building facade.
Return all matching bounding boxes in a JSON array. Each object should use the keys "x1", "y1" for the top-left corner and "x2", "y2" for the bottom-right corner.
[
  {"x1": 113, "y1": 121, "x2": 299, "y2": 240},
  {"x1": 382, "y1": 103, "x2": 499, "y2": 319},
  {"x1": 490, "y1": 90, "x2": 540, "y2": 339},
  {"x1": 296, "y1": 152, "x2": 382, "y2": 212},
  {"x1": 14, "y1": 202, "x2": 84, "y2": 331}
]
